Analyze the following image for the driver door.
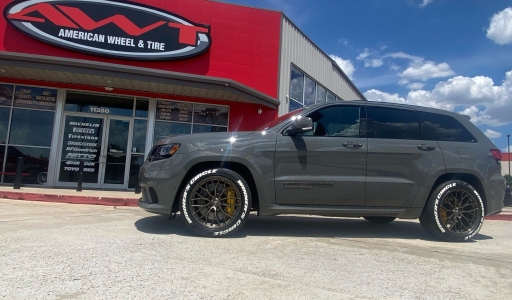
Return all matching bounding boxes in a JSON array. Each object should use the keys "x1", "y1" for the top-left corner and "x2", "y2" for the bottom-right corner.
[{"x1": 274, "y1": 105, "x2": 367, "y2": 206}]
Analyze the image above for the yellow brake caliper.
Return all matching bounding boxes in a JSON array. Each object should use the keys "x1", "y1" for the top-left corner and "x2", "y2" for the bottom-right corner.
[
  {"x1": 226, "y1": 187, "x2": 236, "y2": 216},
  {"x1": 440, "y1": 206, "x2": 448, "y2": 224}
]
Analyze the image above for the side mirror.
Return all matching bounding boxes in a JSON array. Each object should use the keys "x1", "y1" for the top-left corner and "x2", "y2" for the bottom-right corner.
[{"x1": 285, "y1": 116, "x2": 313, "y2": 136}]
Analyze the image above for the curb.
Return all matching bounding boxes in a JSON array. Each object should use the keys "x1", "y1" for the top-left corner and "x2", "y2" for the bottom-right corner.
[
  {"x1": 485, "y1": 214, "x2": 512, "y2": 221},
  {"x1": 0, "y1": 191, "x2": 138, "y2": 207}
]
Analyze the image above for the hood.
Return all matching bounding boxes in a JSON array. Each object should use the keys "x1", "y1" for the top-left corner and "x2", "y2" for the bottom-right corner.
[{"x1": 156, "y1": 131, "x2": 256, "y2": 146}]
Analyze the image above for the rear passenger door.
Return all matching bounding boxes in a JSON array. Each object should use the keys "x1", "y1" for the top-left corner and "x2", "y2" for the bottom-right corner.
[{"x1": 366, "y1": 106, "x2": 444, "y2": 207}]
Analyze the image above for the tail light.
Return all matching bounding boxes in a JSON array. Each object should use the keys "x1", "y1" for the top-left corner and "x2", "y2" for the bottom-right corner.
[{"x1": 490, "y1": 149, "x2": 502, "y2": 161}]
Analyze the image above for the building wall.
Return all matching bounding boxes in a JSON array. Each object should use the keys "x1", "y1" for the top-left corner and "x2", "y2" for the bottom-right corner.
[{"x1": 277, "y1": 16, "x2": 362, "y2": 116}]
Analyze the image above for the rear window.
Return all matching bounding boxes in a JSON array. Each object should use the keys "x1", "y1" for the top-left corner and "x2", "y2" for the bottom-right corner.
[
  {"x1": 370, "y1": 107, "x2": 421, "y2": 140},
  {"x1": 418, "y1": 111, "x2": 476, "y2": 142}
]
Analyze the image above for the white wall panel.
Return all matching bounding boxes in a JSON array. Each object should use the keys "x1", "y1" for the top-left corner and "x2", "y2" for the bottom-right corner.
[{"x1": 278, "y1": 16, "x2": 364, "y2": 115}]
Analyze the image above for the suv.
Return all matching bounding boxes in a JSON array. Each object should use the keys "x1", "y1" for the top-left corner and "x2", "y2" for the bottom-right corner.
[{"x1": 139, "y1": 101, "x2": 505, "y2": 242}]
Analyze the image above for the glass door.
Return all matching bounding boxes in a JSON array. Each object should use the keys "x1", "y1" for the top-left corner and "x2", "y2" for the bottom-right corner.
[
  {"x1": 100, "y1": 118, "x2": 131, "y2": 189},
  {"x1": 57, "y1": 114, "x2": 132, "y2": 189},
  {"x1": 58, "y1": 115, "x2": 104, "y2": 188}
]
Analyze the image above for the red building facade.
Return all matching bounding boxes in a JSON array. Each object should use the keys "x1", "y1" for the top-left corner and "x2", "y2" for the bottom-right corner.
[{"x1": 0, "y1": 0, "x2": 363, "y2": 189}]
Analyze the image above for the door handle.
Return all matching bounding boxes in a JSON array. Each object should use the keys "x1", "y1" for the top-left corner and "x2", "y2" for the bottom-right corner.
[
  {"x1": 417, "y1": 144, "x2": 436, "y2": 151},
  {"x1": 343, "y1": 142, "x2": 362, "y2": 149}
]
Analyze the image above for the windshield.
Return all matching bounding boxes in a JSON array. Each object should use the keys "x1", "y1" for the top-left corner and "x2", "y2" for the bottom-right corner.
[{"x1": 257, "y1": 108, "x2": 305, "y2": 131}]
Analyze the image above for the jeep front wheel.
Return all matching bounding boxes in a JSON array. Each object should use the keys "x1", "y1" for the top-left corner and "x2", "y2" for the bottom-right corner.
[
  {"x1": 180, "y1": 168, "x2": 251, "y2": 237},
  {"x1": 420, "y1": 180, "x2": 484, "y2": 242}
]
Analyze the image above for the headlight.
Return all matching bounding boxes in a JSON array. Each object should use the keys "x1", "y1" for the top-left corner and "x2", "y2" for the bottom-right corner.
[{"x1": 148, "y1": 143, "x2": 181, "y2": 161}]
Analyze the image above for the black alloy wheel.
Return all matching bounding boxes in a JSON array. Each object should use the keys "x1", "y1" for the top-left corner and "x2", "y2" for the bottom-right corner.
[
  {"x1": 438, "y1": 189, "x2": 480, "y2": 235},
  {"x1": 420, "y1": 180, "x2": 484, "y2": 242},
  {"x1": 180, "y1": 168, "x2": 251, "y2": 237}
]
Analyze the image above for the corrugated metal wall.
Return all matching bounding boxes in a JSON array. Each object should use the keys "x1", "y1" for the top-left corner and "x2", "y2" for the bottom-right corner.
[{"x1": 278, "y1": 16, "x2": 363, "y2": 116}]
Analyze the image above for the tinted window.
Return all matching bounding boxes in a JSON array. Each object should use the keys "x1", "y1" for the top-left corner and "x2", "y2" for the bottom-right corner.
[
  {"x1": 135, "y1": 98, "x2": 149, "y2": 118},
  {"x1": 132, "y1": 119, "x2": 147, "y2": 154},
  {"x1": 0, "y1": 107, "x2": 9, "y2": 144},
  {"x1": 418, "y1": 111, "x2": 476, "y2": 142},
  {"x1": 153, "y1": 122, "x2": 192, "y2": 142},
  {"x1": 9, "y1": 109, "x2": 55, "y2": 147},
  {"x1": 371, "y1": 107, "x2": 420, "y2": 140},
  {"x1": 303, "y1": 106, "x2": 361, "y2": 137}
]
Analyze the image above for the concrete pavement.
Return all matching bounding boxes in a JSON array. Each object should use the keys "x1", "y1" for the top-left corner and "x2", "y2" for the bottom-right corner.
[{"x1": 1, "y1": 199, "x2": 512, "y2": 300}]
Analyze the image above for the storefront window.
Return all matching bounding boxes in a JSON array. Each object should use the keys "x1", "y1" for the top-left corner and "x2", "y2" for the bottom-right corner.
[
  {"x1": 193, "y1": 104, "x2": 228, "y2": 126},
  {"x1": 9, "y1": 109, "x2": 54, "y2": 147},
  {"x1": 0, "y1": 107, "x2": 9, "y2": 144},
  {"x1": 304, "y1": 76, "x2": 316, "y2": 106},
  {"x1": 192, "y1": 125, "x2": 228, "y2": 133},
  {"x1": 154, "y1": 122, "x2": 192, "y2": 142},
  {"x1": 290, "y1": 67, "x2": 304, "y2": 104},
  {"x1": 316, "y1": 86, "x2": 326, "y2": 103},
  {"x1": 65, "y1": 92, "x2": 134, "y2": 117},
  {"x1": 326, "y1": 92, "x2": 336, "y2": 102},
  {"x1": 289, "y1": 100, "x2": 303, "y2": 112},
  {"x1": 0, "y1": 84, "x2": 13, "y2": 106},
  {"x1": 14, "y1": 86, "x2": 57, "y2": 110},
  {"x1": 128, "y1": 154, "x2": 144, "y2": 189},
  {"x1": 132, "y1": 119, "x2": 147, "y2": 153},
  {"x1": 3, "y1": 146, "x2": 50, "y2": 184},
  {"x1": 135, "y1": 98, "x2": 149, "y2": 118},
  {"x1": 154, "y1": 100, "x2": 229, "y2": 142}
]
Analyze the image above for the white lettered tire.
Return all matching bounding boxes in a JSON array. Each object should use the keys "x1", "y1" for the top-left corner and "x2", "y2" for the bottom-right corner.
[
  {"x1": 420, "y1": 180, "x2": 485, "y2": 242},
  {"x1": 179, "y1": 168, "x2": 252, "y2": 237}
]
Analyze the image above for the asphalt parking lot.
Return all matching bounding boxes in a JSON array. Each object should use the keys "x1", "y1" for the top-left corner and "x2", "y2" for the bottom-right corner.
[{"x1": 1, "y1": 198, "x2": 511, "y2": 300}]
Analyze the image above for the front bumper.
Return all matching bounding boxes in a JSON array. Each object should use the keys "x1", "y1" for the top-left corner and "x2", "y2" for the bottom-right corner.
[{"x1": 137, "y1": 154, "x2": 188, "y2": 216}]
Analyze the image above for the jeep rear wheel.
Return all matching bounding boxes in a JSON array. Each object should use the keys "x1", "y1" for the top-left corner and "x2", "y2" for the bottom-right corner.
[
  {"x1": 180, "y1": 168, "x2": 251, "y2": 237},
  {"x1": 420, "y1": 180, "x2": 484, "y2": 242}
]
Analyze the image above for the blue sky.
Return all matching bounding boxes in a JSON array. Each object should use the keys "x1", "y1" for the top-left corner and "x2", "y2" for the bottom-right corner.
[{"x1": 224, "y1": 0, "x2": 512, "y2": 152}]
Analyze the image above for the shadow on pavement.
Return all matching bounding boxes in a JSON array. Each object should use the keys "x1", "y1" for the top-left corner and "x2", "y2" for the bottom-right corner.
[{"x1": 134, "y1": 214, "x2": 493, "y2": 242}]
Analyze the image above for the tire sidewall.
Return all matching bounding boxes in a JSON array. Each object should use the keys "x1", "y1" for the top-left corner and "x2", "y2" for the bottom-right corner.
[
  {"x1": 180, "y1": 168, "x2": 251, "y2": 237},
  {"x1": 431, "y1": 180, "x2": 485, "y2": 241}
]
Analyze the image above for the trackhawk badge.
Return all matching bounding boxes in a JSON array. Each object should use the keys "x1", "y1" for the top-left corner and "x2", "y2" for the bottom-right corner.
[{"x1": 4, "y1": 0, "x2": 212, "y2": 60}]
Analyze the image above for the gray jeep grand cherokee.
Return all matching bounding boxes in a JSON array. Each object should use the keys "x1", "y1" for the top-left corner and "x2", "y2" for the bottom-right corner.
[{"x1": 139, "y1": 101, "x2": 505, "y2": 241}]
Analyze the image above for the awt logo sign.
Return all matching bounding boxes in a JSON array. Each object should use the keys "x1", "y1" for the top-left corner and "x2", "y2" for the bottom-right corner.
[{"x1": 4, "y1": 0, "x2": 212, "y2": 60}]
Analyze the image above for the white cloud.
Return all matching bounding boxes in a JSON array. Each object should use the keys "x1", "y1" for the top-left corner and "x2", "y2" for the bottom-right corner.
[
  {"x1": 401, "y1": 62, "x2": 455, "y2": 81},
  {"x1": 357, "y1": 48, "x2": 372, "y2": 60},
  {"x1": 386, "y1": 52, "x2": 455, "y2": 81},
  {"x1": 487, "y1": 7, "x2": 512, "y2": 45},
  {"x1": 338, "y1": 39, "x2": 350, "y2": 46},
  {"x1": 330, "y1": 54, "x2": 355, "y2": 79},
  {"x1": 420, "y1": 0, "x2": 434, "y2": 7},
  {"x1": 407, "y1": 82, "x2": 425, "y2": 90},
  {"x1": 357, "y1": 48, "x2": 384, "y2": 68},
  {"x1": 484, "y1": 129, "x2": 502, "y2": 139},
  {"x1": 365, "y1": 59, "x2": 384, "y2": 68},
  {"x1": 364, "y1": 70, "x2": 512, "y2": 126}
]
